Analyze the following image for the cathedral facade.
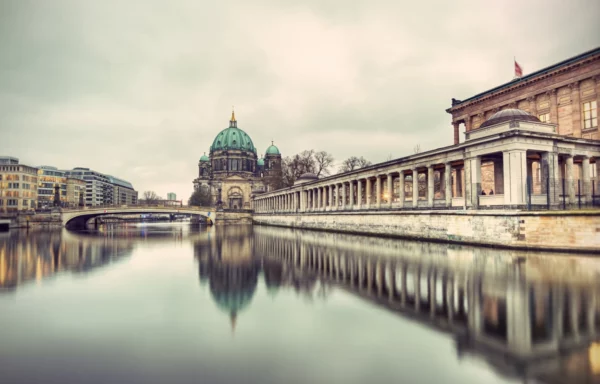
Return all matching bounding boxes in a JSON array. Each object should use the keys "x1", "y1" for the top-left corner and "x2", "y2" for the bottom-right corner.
[{"x1": 193, "y1": 112, "x2": 282, "y2": 209}]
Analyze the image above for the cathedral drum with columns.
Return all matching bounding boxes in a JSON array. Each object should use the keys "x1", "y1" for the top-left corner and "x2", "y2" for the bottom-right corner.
[{"x1": 193, "y1": 111, "x2": 282, "y2": 209}]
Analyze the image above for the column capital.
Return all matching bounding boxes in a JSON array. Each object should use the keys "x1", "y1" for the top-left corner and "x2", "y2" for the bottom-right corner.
[
  {"x1": 526, "y1": 95, "x2": 536, "y2": 103},
  {"x1": 546, "y1": 88, "x2": 557, "y2": 97}
]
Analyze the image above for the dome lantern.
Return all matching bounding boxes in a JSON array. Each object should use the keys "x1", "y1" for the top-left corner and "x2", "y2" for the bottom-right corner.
[{"x1": 210, "y1": 112, "x2": 257, "y2": 154}]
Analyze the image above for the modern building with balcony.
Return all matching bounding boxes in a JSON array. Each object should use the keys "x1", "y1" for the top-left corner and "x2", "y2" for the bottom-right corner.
[{"x1": 65, "y1": 168, "x2": 137, "y2": 207}]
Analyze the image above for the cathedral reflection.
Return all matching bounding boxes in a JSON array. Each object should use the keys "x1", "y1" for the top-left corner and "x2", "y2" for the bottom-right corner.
[{"x1": 194, "y1": 225, "x2": 600, "y2": 383}]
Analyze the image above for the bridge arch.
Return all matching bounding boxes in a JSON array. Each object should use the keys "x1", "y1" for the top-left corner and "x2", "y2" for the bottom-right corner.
[{"x1": 62, "y1": 207, "x2": 216, "y2": 229}]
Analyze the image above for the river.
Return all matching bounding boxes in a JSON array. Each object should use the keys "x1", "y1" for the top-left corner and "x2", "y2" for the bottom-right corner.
[{"x1": 1, "y1": 223, "x2": 599, "y2": 384}]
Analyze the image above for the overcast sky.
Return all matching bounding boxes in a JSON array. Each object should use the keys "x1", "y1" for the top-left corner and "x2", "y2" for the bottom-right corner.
[{"x1": 1, "y1": 0, "x2": 599, "y2": 200}]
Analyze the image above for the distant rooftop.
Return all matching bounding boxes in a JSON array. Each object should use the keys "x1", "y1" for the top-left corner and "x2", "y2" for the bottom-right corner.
[{"x1": 0, "y1": 156, "x2": 19, "y2": 165}]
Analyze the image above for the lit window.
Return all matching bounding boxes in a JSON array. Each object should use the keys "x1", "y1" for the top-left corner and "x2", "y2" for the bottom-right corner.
[
  {"x1": 583, "y1": 101, "x2": 597, "y2": 129},
  {"x1": 538, "y1": 113, "x2": 550, "y2": 123}
]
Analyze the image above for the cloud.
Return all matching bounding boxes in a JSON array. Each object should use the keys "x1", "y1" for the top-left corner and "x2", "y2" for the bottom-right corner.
[{"x1": 1, "y1": 0, "x2": 599, "y2": 200}]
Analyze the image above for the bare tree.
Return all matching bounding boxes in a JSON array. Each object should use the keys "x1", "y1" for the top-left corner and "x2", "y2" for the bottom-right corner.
[
  {"x1": 338, "y1": 156, "x2": 372, "y2": 173},
  {"x1": 282, "y1": 150, "x2": 317, "y2": 187},
  {"x1": 141, "y1": 191, "x2": 161, "y2": 205},
  {"x1": 385, "y1": 153, "x2": 393, "y2": 161},
  {"x1": 313, "y1": 150, "x2": 334, "y2": 177},
  {"x1": 413, "y1": 144, "x2": 421, "y2": 154}
]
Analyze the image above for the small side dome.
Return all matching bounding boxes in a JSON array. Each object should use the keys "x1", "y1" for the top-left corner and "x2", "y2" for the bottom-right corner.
[
  {"x1": 200, "y1": 153, "x2": 209, "y2": 162},
  {"x1": 265, "y1": 144, "x2": 280, "y2": 156},
  {"x1": 257, "y1": 158, "x2": 264, "y2": 166},
  {"x1": 294, "y1": 172, "x2": 318, "y2": 186},
  {"x1": 480, "y1": 108, "x2": 540, "y2": 129}
]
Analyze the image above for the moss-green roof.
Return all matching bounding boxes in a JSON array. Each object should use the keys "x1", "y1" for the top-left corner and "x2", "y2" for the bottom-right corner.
[
  {"x1": 257, "y1": 158, "x2": 264, "y2": 166},
  {"x1": 200, "y1": 154, "x2": 209, "y2": 162},
  {"x1": 265, "y1": 144, "x2": 280, "y2": 155},
  {"x1": 210, "y1": 126, "x2": 256, "y2": 153}
]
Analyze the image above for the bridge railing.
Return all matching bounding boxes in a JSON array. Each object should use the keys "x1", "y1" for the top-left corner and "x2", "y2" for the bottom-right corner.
[{"x1": 61, "y1": 204, "x2": 214, "y2": 212}]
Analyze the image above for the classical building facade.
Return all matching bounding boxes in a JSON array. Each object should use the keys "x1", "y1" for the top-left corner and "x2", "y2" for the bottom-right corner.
[
  {"x1": 254, "y1": 109, "x2": 600, "y2": 214},
  {"x1": 447, "y1": 47, "x2": 600, "y2": 144},
  {"x1": 193, "y1": 112, "x2": 282, "y2": 209},
  {"x1": 0, "y1": 157, "x2": 38, "y2": 212}
]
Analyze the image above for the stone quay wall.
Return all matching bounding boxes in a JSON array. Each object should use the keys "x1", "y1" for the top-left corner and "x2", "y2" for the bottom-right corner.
[{"x1": 253, "y1": 210, "x2": 600, "y2": 253}]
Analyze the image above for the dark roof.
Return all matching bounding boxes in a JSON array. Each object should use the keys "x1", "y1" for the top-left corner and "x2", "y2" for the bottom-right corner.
[
  {"x1": 479, "y1": 109, "x2": 540, "y2": 129},
  {"x1": 449, "y1": 47, "x2": 600, "y2": 110}
]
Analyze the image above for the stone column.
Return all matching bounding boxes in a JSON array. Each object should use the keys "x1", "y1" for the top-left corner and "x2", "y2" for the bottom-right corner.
[
  {"x1": 328, "y1": 185, "x2": 333, "y2": 210},
  {"x1": 366, "y1": 177, "x2": 372, "y2": 207},
  {"x1": 445, "y1": 163, "x2": 452, "y2": 207},
  {"x1": 466, "y1": 156, "x2": 481, "y2": 209},
  {"x1": 349, "y1": 180, "x2": 354, "y2": 208},
  {"x1": 357, "y1": 179, "x2": 363, "y2": 209},
  {"x1": 412, "y1": 169, "x2": 419, "y2": 208},
  {"x1": 387, "y1": 174, "x2": 393, "y2": 208},
  {"x1": 376, "y1": 175, "x2": 382, "y2": 209},
  {"x1": 503, "y1": 150, "x2": 528, "y2": 206},
  {"x1": 317, "y1": 187, "x2": 322, "y2": 211},
  {"x1": 582, "y1": 156, "x2": 592, "y2": 202},
  {"x1": 566, "y1": 155, "x2": 575, "y2": 205},
  {"x1": 427, "y1": 165, "x2": 435, "y2": 208},
  {"x1": 399, "y1": 172, "x2": 405, "y2": 208},
  {"x1": 541, "y1": 151, "x2": 560, "y2": 206},
  {"x1": 455, "y1": 166, "x2": 463, "y2": 198},
  {"x1": 334, "y1": 185, "x2": 339, "y2": 210},
  {"x1": 453, "y1": 122, "x2": 460, "y2": 145},
  {"x1": 341, "y1": 182, "x2": 347, "y2": 210},
  {"x1": 571, "y1": 82, "x2": 582, "y2": 137}
]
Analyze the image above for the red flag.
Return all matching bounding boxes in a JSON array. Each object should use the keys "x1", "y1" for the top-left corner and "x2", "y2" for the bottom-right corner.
[{"x1": 514, "y1": 59, "x2": 523, "y2": 78}]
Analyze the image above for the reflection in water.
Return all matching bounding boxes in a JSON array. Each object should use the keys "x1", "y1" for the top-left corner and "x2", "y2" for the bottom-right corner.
[
  {"x1": 194, "y1": 225, "x2": 600, "y2": 383},
  {"x1": 0, "y1": 228, "x2": 135, "y2": 291},
  {"x1": 1, "y1": 224, "x2": 600, "y2": 384}
]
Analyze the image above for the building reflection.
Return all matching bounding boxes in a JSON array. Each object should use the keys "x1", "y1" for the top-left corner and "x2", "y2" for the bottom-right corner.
[
  {"x1": 0, "y1": 228, "x2": 138, "y2": 291},
  {"x1": 195, "y1": 226, "x2": 260, "y2": 331},
  {"x1": 195, "y1": 225, "x2": 600, "y2": 383}
]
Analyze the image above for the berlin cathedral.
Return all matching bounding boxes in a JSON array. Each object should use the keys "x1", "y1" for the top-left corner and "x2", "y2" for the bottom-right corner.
[{"x1": 193, "y1": 111, "x2": 283, "y2": 209}]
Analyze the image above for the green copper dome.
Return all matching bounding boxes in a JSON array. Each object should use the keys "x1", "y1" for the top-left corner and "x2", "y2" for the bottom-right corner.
[
  {"x1": 265, "y1": 144, "x2": 280, "y2": 155},
  {"x1": 210, "y1": 112, "x2": 256, "y2": 153},
  {"x1": 200, "y1": 154, "x2": 209, "y2": 162},
  {"x1": 257, "y1": 158, "x2": 264, "y2": 166}
]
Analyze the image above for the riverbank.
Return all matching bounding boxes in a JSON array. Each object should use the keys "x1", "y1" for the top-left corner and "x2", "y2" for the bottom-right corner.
[{"x1": 253, "y1": 210, "x2": 600, "y2": 253}]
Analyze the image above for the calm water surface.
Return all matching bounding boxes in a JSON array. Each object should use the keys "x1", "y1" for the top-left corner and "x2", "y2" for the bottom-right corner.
[{"x1": 1, "y1": 224, "x2": 600, "y2": 384}]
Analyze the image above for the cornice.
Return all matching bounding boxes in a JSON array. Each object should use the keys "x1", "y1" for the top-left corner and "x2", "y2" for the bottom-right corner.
[{"x1": 447, "y1": 53, "x2": 600, "y2": 114}]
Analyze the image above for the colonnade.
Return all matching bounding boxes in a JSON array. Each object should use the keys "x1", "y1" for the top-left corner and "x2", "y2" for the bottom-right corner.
[
  {"x1": 254, "y1": 146, "x2": 600, "y2": 213},
  {"x1": 256, "y1": 231, "x2": 600, "y2": 359},
  {"x1": 255, "y1": 162, "x2": 462, "y2": 213}
]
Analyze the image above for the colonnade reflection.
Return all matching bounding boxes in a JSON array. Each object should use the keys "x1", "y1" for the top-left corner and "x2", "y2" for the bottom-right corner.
[{"x1": 194, "y1": 225, "x2": 600, "y2": 382}]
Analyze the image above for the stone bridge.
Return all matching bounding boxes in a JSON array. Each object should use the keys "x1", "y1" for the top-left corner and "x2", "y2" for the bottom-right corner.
[{"x1": 62, "y1": 206, "x2": 216, "y2": 229}]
